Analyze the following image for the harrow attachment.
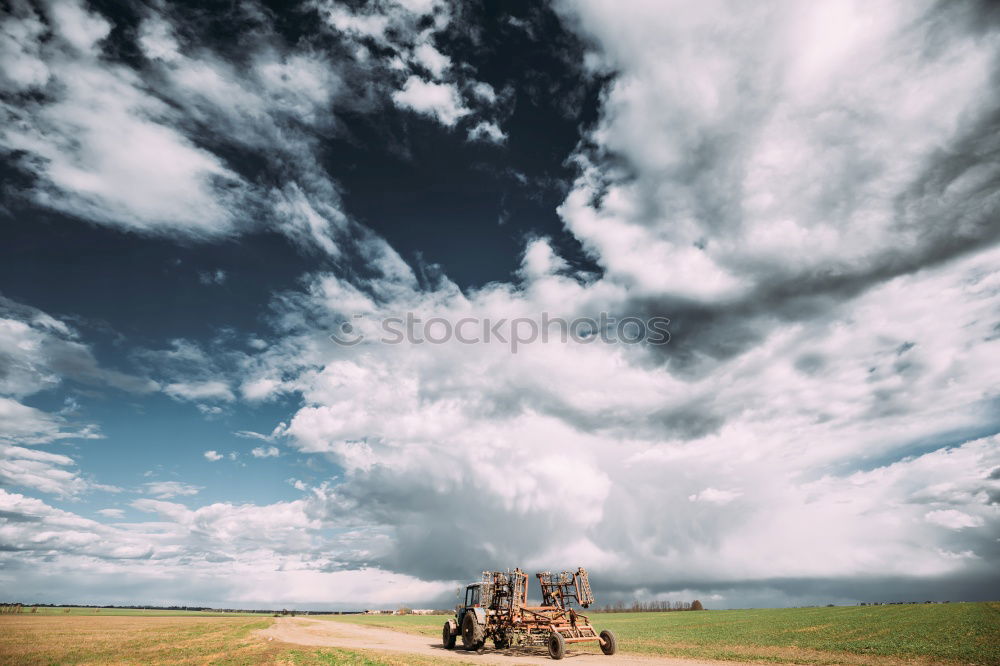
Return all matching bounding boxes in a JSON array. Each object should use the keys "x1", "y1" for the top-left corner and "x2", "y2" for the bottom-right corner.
[{"x1": 445, "y1": 566, "x2": 616, "y2": 660}]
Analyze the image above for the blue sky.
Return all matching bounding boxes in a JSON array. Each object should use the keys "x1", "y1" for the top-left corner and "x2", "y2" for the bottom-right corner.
[{"x1": 1, "y1": 0, "x2": 999, "y2": 610}]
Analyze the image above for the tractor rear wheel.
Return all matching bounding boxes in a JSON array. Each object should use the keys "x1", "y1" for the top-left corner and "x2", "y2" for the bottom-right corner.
[
  {"x1": 442, "y1": 620, "x2": 456, "y2": 649},
  {"x1": 548, "y1": 631, "x2": 566, "y2": 660},
  {"x1": 461, "y1": 611, "x2": 484, "y2": 651},
  {"x1": 599, "y1": 629, "x2": 617, "y2": 655}
]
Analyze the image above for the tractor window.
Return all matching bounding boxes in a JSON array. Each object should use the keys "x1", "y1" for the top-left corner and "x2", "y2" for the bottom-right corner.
[{"x1": 466, "y1": 586, "x2": 480, "y2": 607}]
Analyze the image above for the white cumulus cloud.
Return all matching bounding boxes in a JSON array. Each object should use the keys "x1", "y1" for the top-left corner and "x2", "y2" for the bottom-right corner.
[{"x1": 392, "y1": 76, "x2": 470, "y2": 126}]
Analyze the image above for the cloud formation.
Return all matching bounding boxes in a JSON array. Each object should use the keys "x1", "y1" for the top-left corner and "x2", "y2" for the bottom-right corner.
[
  {"x1": 0, "y1": 444, "x2": 116, "y2": 498},
  {"x1": 557, "y1": 0, "x2": 1000, "y2": 302},
  {"x1": 249, "y1": 240, "x2": 1000, "y2": 601},
  {"x1": 144, "y1": 481, "x2": 201, "y2": 499},
  {"x1": 393, "y1": 76, "x2": 470, "y2": 126},
  {"x1": 216, "y1": 0, "x2": 1000, "y2": 605},
  {"x1": 0, "y1": 297, "x2": 154, "y2": 501},
  {"x1": 1, "y1": 0, "x2": 502, "y2": 254},
  {"x1": 0, "y1": 487, "x2": 448, "y2": 608},
  {"x1": 0, "y1": 0, "x2": 998, "y2": 610},
  {"x1": 0, "y1": 1, "x2": 249, "y2": 235}
]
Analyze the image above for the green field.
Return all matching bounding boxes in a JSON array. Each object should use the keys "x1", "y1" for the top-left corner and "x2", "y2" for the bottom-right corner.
[{"x1": 323, "y1": 602, "x2": 1000, "y2": 665}]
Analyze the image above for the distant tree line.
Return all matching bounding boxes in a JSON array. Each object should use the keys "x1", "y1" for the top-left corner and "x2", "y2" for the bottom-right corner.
[
  {"x1": 0, "y1": 602, "x2": 364, "y2": 615},
  {"x1": 1, "y1": 604, "x2": 30, "y2": 614},
  {"x1": 858, "y1": 601, "x2": 951, "y2": 606},
  {"x1": 596, "y1": 600, "x2": 704, "y2": 612},
  {"x1": 394, "y1": 607, "x2": 451, "y2": 615}
]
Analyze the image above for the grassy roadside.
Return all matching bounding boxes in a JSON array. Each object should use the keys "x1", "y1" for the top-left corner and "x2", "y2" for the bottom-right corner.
[
  {"x1": 0, "y1": 615, "x2": 455, "y2": 665},
  {"x1": 279, "y1": 647, "x2": 461, "y2": 666},
  {"x1": 320, "y1": 602, "x2": 1000, "y2": 665}
]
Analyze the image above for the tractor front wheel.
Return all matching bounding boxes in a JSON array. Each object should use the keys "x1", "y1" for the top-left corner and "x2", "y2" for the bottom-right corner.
[
  {"x1": 461, "y1": 611, "x2": 484, "y2": 651},
  {"x1": 442, "y1": 620, "x2": 457, "y2": 649},
  {"x1": 548, "y1": 631, "x2": 566, "y2": 660},
  {"x1": 599, "y1": 629, "x2": 617, "y2": 655}
]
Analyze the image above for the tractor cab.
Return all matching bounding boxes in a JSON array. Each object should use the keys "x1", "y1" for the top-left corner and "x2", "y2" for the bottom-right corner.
[
  {"x1": 456, "y1": 582, "x2": 484, "y2": 629},
  {"x1": 444, "y1": 582, "x2": 488, "y2": 651},
  {"x1": 464, "y1": 583, "x2": 483, "y2": 608}
]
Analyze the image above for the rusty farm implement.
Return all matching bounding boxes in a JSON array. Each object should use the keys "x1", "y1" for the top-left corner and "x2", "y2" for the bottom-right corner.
[{"x1": 442, "y1": 566, "x2": 617, "y2": 660}]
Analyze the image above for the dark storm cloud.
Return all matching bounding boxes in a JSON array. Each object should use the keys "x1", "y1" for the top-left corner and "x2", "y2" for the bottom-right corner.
[
  {"x1": 614, "y1": 83, "x2": 1000, "y2": 378},
  {"x1": 589, "y1": 571, "x2": 1000, "y2": 608},
  {"x1": 316, "y1": 465, "x2": 602, "y2": 582},
  {"x1": 552, "y1": 0, "x2": 1000, "y2": 396},
  {"x1": 433, "y1": 371, "x2": 724, "y2": 441}
]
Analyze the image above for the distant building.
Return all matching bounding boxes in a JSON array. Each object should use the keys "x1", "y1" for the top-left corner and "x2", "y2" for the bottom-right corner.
[{"x1": 411, "y1": 609, "x2": 436, "y2": 615}]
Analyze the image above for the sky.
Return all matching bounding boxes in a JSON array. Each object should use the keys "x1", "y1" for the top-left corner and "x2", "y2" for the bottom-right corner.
[{"x1": 0, "y1": 0, "x2": 999, "y2": 611}]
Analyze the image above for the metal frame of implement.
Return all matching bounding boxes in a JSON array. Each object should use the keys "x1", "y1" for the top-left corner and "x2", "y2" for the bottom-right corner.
[{"x1": 444, "y1": 566, "x2": 617, "y2": 660}]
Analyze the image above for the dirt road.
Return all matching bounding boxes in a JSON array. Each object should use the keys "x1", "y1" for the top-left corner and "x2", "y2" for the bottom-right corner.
[{"x1": 257, "y1": 617, "x2": 740, "y2": 665}]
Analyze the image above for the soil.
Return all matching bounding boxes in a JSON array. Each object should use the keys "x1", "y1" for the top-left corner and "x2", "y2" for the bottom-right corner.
[{"x1": 257, "y1": 616, "x2": 746, "y2": 665}]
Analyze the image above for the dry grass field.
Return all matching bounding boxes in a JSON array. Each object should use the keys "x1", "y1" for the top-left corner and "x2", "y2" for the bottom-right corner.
[{"x1": 0, "y1": 612, "x2": 450, "y2": 665}]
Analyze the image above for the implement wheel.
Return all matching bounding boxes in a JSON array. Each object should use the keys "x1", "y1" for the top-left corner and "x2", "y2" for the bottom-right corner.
[
  {"x1": 461, "y1": 611, "x2": 484, "y2": 651},
  {"x1": 442, "y1": 620, "x2": 457, "y2": 649},
  {"x1": 548, "y1": 631, "x2": 566, "y2": 660},
  {"x1": 600, "y1": 629, "x2": 617, "y2": 655}
]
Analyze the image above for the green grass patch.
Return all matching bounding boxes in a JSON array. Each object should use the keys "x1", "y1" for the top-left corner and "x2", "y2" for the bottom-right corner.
[{"x1": 323, "y1": 603, "x2": 1000, "y2": 664}]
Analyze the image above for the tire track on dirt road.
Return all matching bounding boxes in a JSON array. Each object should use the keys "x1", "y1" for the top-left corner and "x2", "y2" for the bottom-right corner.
[{"x1": 257, "y1": 617, "x2": 748, "y2": 665}]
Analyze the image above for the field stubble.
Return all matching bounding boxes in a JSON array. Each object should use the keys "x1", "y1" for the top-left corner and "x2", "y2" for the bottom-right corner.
[{"x1": 0, "y1": 613, "x2": 448, "y2": 665}]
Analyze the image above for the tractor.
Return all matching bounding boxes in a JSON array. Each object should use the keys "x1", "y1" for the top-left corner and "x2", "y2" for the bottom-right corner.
[{"x1": 442, "y1": 567, "x2": 617, "y2": 660}]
